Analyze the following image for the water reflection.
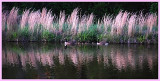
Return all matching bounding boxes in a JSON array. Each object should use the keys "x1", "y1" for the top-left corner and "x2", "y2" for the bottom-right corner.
[{"x1": 2, "y1": 43, "x2": 158, "y2": 79}]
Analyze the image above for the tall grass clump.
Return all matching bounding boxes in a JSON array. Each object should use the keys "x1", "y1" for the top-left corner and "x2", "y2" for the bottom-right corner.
[
  {"x1": 67, "y1": 8, "x2": 79, "y2": 36},
  {"x1": 7, "y1": 7, "x2": 19, "y2": 32},
  {"x1": 2, "y1": 11, "x2": 8, "y2": 31},
  {"x1": 2, "y1": 7, "x2": 158, "y2": 44},
  {"x1": 20, "y1": 9, "x2": 30, "y2": 29},
  {"x1": 103, "y1": 15, "x2": 113, "y2": 35},
  {"x1": 128, "y1": 14, "x2": 137, "y2": 37},
  {"x1": 2, "y1": 7, "x2": 19, "y2": 41},
  {"x1": 59, "y1": 11, "x2": 65, "y2": 33},
  {"x1": 146, "y1": 13, "x2": 157, "y2": 34}
]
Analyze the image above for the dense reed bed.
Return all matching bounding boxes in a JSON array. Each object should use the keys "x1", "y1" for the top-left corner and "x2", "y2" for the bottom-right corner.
[
  {"x1": 2, "y1": 7, "x2": 158, "y2": 44},
  {"x1": 3, "y1": 43, "x2": 158, "y2": 79}
]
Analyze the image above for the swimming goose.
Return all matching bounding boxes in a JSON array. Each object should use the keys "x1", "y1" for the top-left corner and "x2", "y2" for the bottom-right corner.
[
  {"x1": 97, "y1": 38, "x2": 108, "y2": 45},
  {"x1": 64, "y1": 38, "x2": 75, "y2": 46}
]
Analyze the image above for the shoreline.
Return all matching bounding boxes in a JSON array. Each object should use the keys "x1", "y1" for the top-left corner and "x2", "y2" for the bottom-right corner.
[{"x1": 2, "y1": 41, "x2": 158, "y2": 45}]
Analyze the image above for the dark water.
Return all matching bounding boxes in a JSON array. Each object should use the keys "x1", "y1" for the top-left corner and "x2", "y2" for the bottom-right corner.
[{"x1": 2, "y1": 42, "x2": 158, "y2": 79}]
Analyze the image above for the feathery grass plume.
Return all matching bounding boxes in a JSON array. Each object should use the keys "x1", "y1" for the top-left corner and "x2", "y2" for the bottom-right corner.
[
  {"x1": 40, "y1": 8, "x2": 48, "y2": 30},
  {"x1": 2, "y1": 12, "x2": 8, "y2": 31},
  {"x1": 78, "y1": 15, "x2": 87, "y2": 33},
  {"x1": 40, "y1": 8, "x2": 54, "y2": 31},
  {"x1": 111, "y1": 20, "x2": 116, "y2": 35},
  {"x1": 52, "y1": 15, "x2": 58, "y2": 33},
  {"x1": 59, "y1": 11, "x2": 65, "y2": 33},
  {"x1": 103, "y1": 15, "x2": 112, "y2": 34},
  {"x1": 111, "y1": 11, "x2": 122, "y2": 35},
  {"x1": 114, "y1": 11, "x2": 123, "y2": 35},
  {"x1": 44, "y1": 10, "x2": 54, "y2": 31},
  {"x1": 138, "y1": 11, "x2": 146, "y2": 33},
  {"x1": 66, "y1": 16, "x2": 71, "y2": 35},
  {"x1": 120, "y1": 11, "x2": 129, "y2": 34},
  {"x1": 28, "y1": 10, "x2": 41, "y2": 31},
  {"x1": 146, "y1": 13, "x2": 157, "y2": 34},
  {"x1": 40, "y1": 8, "x2": 47, "y2": 26},
  {"x1": 67, "y1": 8, "x2": 79, "y2": 35},
  {"x1": 86, "y1": 13, "x2": 94, "y2": 30},
  {"x1": 128, "y1": 14, "x2": 136, "y2": 37},
  {"x1": 20, "y1": 9, "x2": 30, "y2": 29},
  {"x1": 153, "y1": 14, "x2": 158, "y2": 27},
  {"x1": 7, "y1": 7, "x2": 19, "y2": 31},
  {"x1": 97, "y1": 19, "x2": 102, "y2": 32}
]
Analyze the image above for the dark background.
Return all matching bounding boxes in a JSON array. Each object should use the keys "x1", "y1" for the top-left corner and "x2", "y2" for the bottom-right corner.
[{"x1": 2, "y1": 2, "x2": 158, "y2": 18}]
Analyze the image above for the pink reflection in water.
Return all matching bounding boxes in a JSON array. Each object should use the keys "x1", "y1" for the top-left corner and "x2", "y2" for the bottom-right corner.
[
  {"x1": 70, "y1": 51, "x2": 78, "y2": 65},
  {"x1": 147, "y1": 54, "x2": 153, "y2": 71},
  {"x1": 59, "y1": 51, "x2": 65, "y2": 65},
  {"x1": 138, "y1": 55, "x2": 143, "y2": 70},
  {"x1": 28, "y1": 52, "x2": 37, "y2": 68},
  {"x1": 40, "y1": 52, "x2": 54, "y2": 66},
  {"x1": 97, "y1": 53, "x2": 102, "y2": 64},
  {"x1": 2, "y1": 45, "x2": 157, "y2": 72},
  {"x1": 103, "y1": 54, "x2": 109, "y2": 68},
  {"x1": 114, "y1": 50, "x2": 127, "y2": 71},
  {"x1": 127, "y1": 49, "x2": 135, "y2": 70},
  {"x1": 6, "y1": 51, "x2": 19, "y2": 65},
  {"x1": 20, "y1": 53, "x2": 29, "y2": 69}
]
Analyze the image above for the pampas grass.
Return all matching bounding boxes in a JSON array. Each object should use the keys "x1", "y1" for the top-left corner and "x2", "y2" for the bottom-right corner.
[
  {"x1": 2, "y1": 7, "x2": 158, "y2": 43},
  {"x1": 2, "y1": 12, "x2": 8, "y2": 31},
  {"x1": 146, "y1": 13, "x2": 157, "y2": 34},
  {"x1": 7, "y1": 7, "x2": 19, "y2": 31},
  {"x1": 67, "y1": 8, "x2": 79, "y2": 36},
  {"x1": 103, "y1": 15, "x2": 112, "y2": 34},
  {"x1": 86, "y1": 13, "x2": 94, "y2": 30},
  {"x1": 59, "y1": 11, "x2": 65, "y2": 33},
  {"x1": 40, "y1": 8, "x2": 54, "y2": 30},
  {"x1": 137, "y1": 11, "x2": 146, "y2": 34},
  {"x1": 128, "y1": 14, "x2": 136, "y2": 37},
  {"x1": 78, "y1": 15, "x2": 87, "y2": 33},
  {"x1": 28, "y1": 10, "x2": 41, "y2": 31},
  {"x1": 20, "y1": 9, "x2": 30, "y2": 29}
]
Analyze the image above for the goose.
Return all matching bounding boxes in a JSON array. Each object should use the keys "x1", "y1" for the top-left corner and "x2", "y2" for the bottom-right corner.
[
  {"x1": 64, "y1": 38, "x2": 76, "y2": 46},
  {"x1": 97, "y1": 38, "x2": 108, "y2": 45}
]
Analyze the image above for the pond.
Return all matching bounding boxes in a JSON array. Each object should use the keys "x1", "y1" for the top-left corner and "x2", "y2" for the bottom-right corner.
[{"x1": 2, "y1": 42, "x2": 158, "y2": 79}]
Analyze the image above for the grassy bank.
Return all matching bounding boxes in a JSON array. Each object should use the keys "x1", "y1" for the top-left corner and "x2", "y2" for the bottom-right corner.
[{"x1": 2, "y1": 7, "x2": 158, "y2": 44}]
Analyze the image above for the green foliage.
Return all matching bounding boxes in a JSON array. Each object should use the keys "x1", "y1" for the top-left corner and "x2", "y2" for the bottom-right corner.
[
  {"x1": 78, "y1": 25, "x2": 99, "y2": 42},
  {"x1": 10, "y1": 32, "x2": 18, "y2": 40},
  {"x1": 9, "y1": 44, "x2": 25, "y2": 54},
  {"x1": 150, "y1": 3, "x2": 158, "y2": 13},
  {"x1": 12, "y1": 32, "x2": 18, "y2": 38},
  {"x1": 137, "y1": 35, "x2": 145, "y2": 43},
  {"x1": 55, "y1": 34, "x2": 62, "y2": 42},
  {"x1": 42, "y1": 30, "x2": 54, "y2": 41},
  {"x1": 5, "y1": 32, "x2": 18, "y2": 41},
  {"x1": 103, "y1": 34, "x2": 112, "y2": 42},
  {"x1": 3, "y1": 23, "x2": 158, "y2": 43},
  {"x1": 19, "y1": 27, "x2": 30, "y2": 41},
  {"x1": 78, "y1": 32, "x2": 88, "y2": 42},
  {"x1": 98, "y1": 34, "x2": 104, "y2": 41}
]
